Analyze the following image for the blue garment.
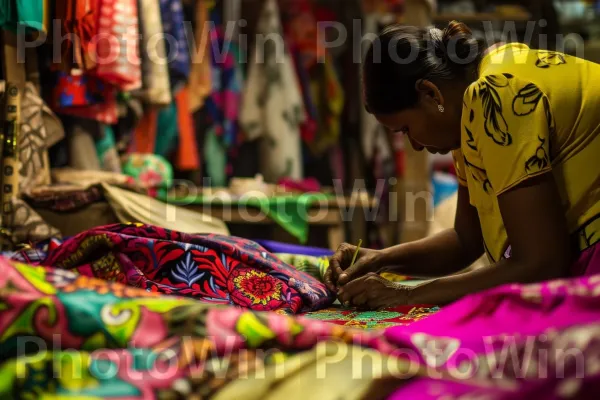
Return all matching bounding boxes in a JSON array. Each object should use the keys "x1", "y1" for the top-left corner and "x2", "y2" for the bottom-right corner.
[{"x1": 159, "y1": 0, "x2": 190, "y2": 86}]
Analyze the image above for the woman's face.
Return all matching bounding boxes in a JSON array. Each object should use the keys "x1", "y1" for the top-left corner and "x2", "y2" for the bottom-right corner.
[{"x1": 374, "y1": 102, "x2": 462, "y2": 154}]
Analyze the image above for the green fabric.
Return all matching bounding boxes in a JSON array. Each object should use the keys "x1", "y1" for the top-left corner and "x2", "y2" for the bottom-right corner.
[
  {"x1": 155, "y1": 101, "x2": 178, "y2": 157},
  {"x1": 161, "y1": 193, "x2": 334, "y2": 244},
  {"x1": 275, "y1": 253, "x2": 329, "y2": 282},
  {"x1": 95, "y1": 125, "x2": 116, "y2": 163},
  {"x1": 0, "y1": 0, "x2": 44, "y2": 31},
  {"x1": 204, "y1": 128, "x2": 227, "y2": 187}
]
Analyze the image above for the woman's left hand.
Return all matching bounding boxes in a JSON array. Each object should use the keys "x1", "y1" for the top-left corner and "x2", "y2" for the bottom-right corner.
[{"x1": 337, "y1": 273, "x2": 413, "y2": 310}]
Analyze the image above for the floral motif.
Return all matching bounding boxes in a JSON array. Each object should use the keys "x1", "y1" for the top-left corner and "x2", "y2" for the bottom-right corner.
[
  {"x1": 230, "y1": 269, "x2": 283, "y2": 307},
  {"x1": 472, "y1": 74, "x2": 513, "y2": 146},
  {"x1": 464, "y1": 156, "x2": 492, "y2": 194},
  {"x1": 512, "y1": 83, "x2": 543, "y2": 116},
  {"x1": 525, "y1": 137, "x2": 550, "y2": 173},
  {"x1": 535, "y1": 51, "x2": 566, "y2": 68}
]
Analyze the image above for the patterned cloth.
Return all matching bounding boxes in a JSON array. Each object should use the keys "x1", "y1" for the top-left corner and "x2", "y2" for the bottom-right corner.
[
  {"x1": 52, "y1": 71, "x2": 118, "y2": 124},
  {"x1": 95, "y1": 0, "x2": 142, "y2": 91},
  {"x1": 0, "y1": 257, "x2": 396, "y2": 399},
  {"x1": 33, "y1": 223, "x2": 334, "y2": 313},
  {"x1": 138, "y1": 0, "x2": 172, "y2": 104},
  {"x1": 159, "y1": 0, "x2": 190, "y2": 87},
  {"x1": 303, "y1": 305, "x2": 440, "y2": 330},
  {"x1": 240, "y1": 0, "x2": 305, "y2": 182},
  {"x1": 24, "y1": 184, "x2": 105, "y2": 212},
  {"x1": 203, "y1": 7, "x2": 244, "y2": 186}
]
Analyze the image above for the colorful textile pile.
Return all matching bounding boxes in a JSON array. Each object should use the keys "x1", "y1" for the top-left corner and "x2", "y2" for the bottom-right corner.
[
  {"x1": 32, "y1": 223, "x2": 335, "y2": 313},
  {"x1": 303, "y1": 305, "x2": 440, "y2": 330},
  {"x1": 5, "y1": 250, "x2": 600, "y2": 398},
  {"x1": 0, "y1": 257, "x2": 393, "y2": 399}
]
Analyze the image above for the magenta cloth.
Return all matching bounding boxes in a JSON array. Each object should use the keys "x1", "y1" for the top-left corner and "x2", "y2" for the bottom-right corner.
[
  {"x1": 385, "y1": 241, "x2": 600, "y2": 399},
  {"x1": 277, "y1": 177, "x2": 321, "y2": 193},
  {"x1": 255, "y1": 240, "x2": 334, "y2": 257}
]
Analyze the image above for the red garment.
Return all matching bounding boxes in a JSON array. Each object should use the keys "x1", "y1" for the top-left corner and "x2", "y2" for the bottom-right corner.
[
  {"x1": 52, "y1": 71, "x2": 118, "y2": 124},
  {"x1": 55, "y1": 0, "x2": 98, "y2": 71},
  {"x1": 94, "y1": 0, "x2": 142, "y2": 91},
  {"x1": 132, "y1": 110, "x2": 158, "y2": 154}
]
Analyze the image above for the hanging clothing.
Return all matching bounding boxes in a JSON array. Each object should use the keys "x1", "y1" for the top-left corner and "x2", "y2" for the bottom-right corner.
[
  {"x1": 0, "y1": 82, "x2": 65, "y2": 195},
  {"x1": 204, "y1": 7, "x2": 244, "y2": 186},
  {"x1": 94, "y1": 0, "x2": 142, "y2": 91},
  {"x1": 52, "y1": 71, "x2": 119, "y2": 124},
  {"x1": 138, "y1": 0, "x2": 172, "y2": 105},
  {"x1": 240, "y1": 0, "x2": 306, "y2": 182},
  {"x1": 95, "y1": 125, "x2": 122, "y2": 173},
  {"x1": 174, "y1": 87, "x2": 200, "y2": 171},
  {"x1": 131, "y1": 109, "x2": 158, "y2": 154},
  {"x1": 159, "y1": 0, "x2": 191, "y2": 88},
  {"x1": 308, "y1": 55, "x2": 345, "y2": 156},
  {"x1": 53, "y1": 0, "x2": 98, "y2": 71},
  {"x1": 188, "y1": 0, "x2": 213, "y2": 112},
  {"x1": 154, "y1": 102, "x2": 179, "y2": 157},
  {"x1": 0, "y1": 0, "x2": 45, "y2": 31}
]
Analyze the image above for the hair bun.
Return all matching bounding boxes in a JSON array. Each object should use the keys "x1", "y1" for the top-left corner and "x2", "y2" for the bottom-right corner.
[
  {"x1": 438, "y1": 20, "x2": 480, "y2": 69},
  {"x1": 442, "y1": 20, "x2": 473, "y2": 43}
]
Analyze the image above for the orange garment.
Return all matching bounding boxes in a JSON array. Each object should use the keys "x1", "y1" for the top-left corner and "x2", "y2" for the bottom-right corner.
[
  {"x1": 55, "y1": 0, "x2": 98, "y2": 71},
  {"x1": 188, "y1": 0, "x2": 212, "y2": 112},
  {"x1": 133, "y1": 110, "x2": 158, "y2": 154},
  {"x1": 175, "y1": 87, "x2": 200, "y2": 170}
]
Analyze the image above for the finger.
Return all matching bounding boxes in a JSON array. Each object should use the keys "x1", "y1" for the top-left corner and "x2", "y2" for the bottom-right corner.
[
  {"x1": 338, "y1": 258, "x2": 369, "y2": 286},
  {"x1": 323, "y1": 268, "x2": 336, "y2": 292},
  {"x1": 339, "y1": 273, "x2": 372, "y2": 299},
  {"x1": 331, "y1": 244, "x2": 354, "y2": 285},
  {"x1": 350, "y1": 292, "x2": 369, "y2": 307}
]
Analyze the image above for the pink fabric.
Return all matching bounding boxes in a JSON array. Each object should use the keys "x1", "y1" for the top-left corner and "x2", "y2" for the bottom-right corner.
[
  {"x1": 385, "y1": 241, "x2": 600, "y2": 399},
  {"x1": 278, "y1": 177, "x2": 321, "y2": 193}
]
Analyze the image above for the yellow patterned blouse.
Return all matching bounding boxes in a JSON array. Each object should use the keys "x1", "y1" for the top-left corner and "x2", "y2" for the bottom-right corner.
[{"x1": 453, "y1": 43, "x2": 600, "y2": 262}]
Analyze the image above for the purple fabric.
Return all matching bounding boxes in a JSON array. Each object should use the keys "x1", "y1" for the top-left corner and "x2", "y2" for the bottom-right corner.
[
  {"x1": 385, "y1": 241, "x2": 600, "y2": 399},
  {"x1": 255, "y1": 240, "x2": 334, "y2": 257}
]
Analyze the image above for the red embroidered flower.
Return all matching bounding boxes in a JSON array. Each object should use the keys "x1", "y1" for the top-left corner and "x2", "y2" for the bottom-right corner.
[{"x1": 227, "y1": 268, "x2": 286, "y2": 310}]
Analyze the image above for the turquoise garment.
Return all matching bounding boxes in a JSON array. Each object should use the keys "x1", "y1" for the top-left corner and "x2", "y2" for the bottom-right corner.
[
  {"x1": 154, "y1": 102, "x2": 178, "y2": 157},
  {"x1": 0, "y1": 0, "x2": 44, "y2": 31}
]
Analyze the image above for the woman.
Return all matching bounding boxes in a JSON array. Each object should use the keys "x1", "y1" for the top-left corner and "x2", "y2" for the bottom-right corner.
[{"x1": 325, "y1": 21, "x2": 600, "y2": 309}]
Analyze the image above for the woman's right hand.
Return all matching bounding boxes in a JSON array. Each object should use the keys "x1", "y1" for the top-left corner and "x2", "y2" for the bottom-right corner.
[{"x1": 324, "y1": 243, "x2": 384, "y2": 292}]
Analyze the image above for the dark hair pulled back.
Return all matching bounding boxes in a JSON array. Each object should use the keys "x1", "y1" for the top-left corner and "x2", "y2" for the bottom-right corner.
[{"x1": 363, "y1": 20, "x2": 481, "y2": 115}]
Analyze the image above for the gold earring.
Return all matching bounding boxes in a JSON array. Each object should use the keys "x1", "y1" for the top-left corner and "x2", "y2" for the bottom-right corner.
[{"x1": 438, "y1": 105, "x2": 445, "y2": 113}]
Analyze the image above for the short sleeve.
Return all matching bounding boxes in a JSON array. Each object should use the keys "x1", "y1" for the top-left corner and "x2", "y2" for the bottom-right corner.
[
  {"x1": 464, "y1": 74, "x2": 554, "y2": 195},
  {"x1": 452, "y1": 149, "x2": 468, "y2": 186}
]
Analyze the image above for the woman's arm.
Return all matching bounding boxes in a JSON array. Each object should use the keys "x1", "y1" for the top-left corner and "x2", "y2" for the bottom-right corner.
[
  {"x1": 378, "y1": 185, "x2": 484, "y2": 277},
  {"x1": 338, "y1": 173, "x2": 571, "y2": 309},
  {"x1": 412, "y1": 173, "x2": 571, "y2": 305}
]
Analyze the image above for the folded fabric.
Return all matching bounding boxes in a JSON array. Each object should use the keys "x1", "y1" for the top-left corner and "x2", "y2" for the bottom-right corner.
[
  {"x1": 38, "y1": 223, "x2": 334, "y2": 313},
  {"x1": 25, "y1": 184, "x2": 105, "y2": 212},
  {"x1": 275, "y1": 253, "x2": 330, "y2": 282},
  {"x1": 164, "y1": 193, "x2": 334, "y2": 244},
  {"x1": 101, "y1": 183, "x2": 230, "y2": 236}
]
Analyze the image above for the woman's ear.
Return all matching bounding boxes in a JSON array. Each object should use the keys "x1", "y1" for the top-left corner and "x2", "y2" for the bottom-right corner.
[{"x1": 415, "y1": 79, "x2": 445, "y2": 108}]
